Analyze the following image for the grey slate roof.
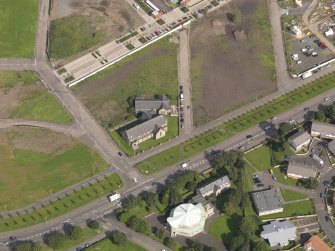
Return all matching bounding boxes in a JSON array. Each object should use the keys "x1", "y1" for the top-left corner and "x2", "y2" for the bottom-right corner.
[
  {"x1": 328, "y1": 140, "x2": 335, "y2": 156},
  {"x1": 288, "y1": 131, "x2": 310, "y2": 149},
  {"x1": 252, "y1": 189, "x2": 283, "y2": 214},
  {"x1": 125, "y1": 115, "x2": 167, "y2": 141},
  {"x1": 135, "y1": 96, "x2": 171, "y2": 113},
  {"x1": 197, "y1": 176, "x2": 231, "y2": 196},
  {"x1": 287, "y1": 162, "x2": 316, "y2": 178},
  {"x1": 311, "y1": 121, "x2": 335, "y2": 138},
  {"x1": 261, "y1": 220, "x2": 296, "y2": 247}
]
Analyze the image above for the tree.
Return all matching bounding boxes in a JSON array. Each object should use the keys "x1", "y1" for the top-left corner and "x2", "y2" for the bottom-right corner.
[
  {"x1": 314, "y1": 111, "x2": 326, "y2": 122},
  {"x1": 185, "y1": 180, "x2": 198, "y2": 191},
  {"x1": 126, "y1": 216, "x2": 152, "y2": 235},
  {"x1": 110, "y1": 230, "x2": 127, "y2": 246},
  {"x1": 87, "y1": 219, "x2": 99, "y2": 229},
  {"x1": 156, "y1": 228, "x2": 164, "y2": 239},
  {"x1": 164, "y1": 238, "x2": 178, "y2": 250},
  {"x1": 15, "y1": 242, "x2": 42, "y2": 251},
  {"x1": 241, "y1": 192, "x2": 251, "y2": 210},
  {"x1": 45, "y1": 231, "x2": 66, "y2": 249},
  {"x1": 192, "y1": 241, "x2": 205, "y2": 251},
  {"x1": 251, "y1": 240, "x2": 271, "y2": 251},
  {"x1": 303, "y1": 177, "x2": 319, "y2": 189},
  {"x1": 278, "y1": 123, "x2": 294, "y2": 138},
  {"x1": 64, "y1": 224, "x2": 82, "y2": 240},
  {"x1": 230, "y1": 235, "x2": 245, "y2": 251},
  {"x1": 227, "y1": 166, "x2": 238, "y2": 182},
  {"x1": 169, "y1": 187, "x2": 183, "y2": 206},
  {"x1": 125, "y1": 197, "x2": 146, "y2": 209},
  {"x1": 143, "y1": 191, "x2": 158, "y2": 208}
]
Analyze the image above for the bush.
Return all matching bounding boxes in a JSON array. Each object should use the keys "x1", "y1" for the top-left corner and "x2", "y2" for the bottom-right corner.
[
  {"x1": 110, "y1": 230, "x2": 127, "y2": 246},
  {"x1": 14, "y1": 241, "x2": 42, "y2": 251},
  {"x1": 66, "y1": 224, "x2": 83, "y2": 240},
  {"x1": 87, "y1": 219, "x2": 100, "y2": 229},
  {"x1": 126, "y1": 216, "x2": 152, "y2": 235},
  {"x1": 44, "y1": 231, "x2": 66, "y2": 249},
  {"x1": 164, "y1": 238, "x2": 178, "y2": 250}
]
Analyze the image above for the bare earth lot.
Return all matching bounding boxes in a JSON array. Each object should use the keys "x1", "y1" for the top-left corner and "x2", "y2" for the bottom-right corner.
[
  {"x1": 50, "y1": 0, "x2": 145, "y2": 61},
  {"x1": 190, "y1": 0, "x2": 277, "y2": 126}
]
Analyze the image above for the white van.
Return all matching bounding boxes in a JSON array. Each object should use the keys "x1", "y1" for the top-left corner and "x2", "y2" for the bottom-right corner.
[
  {"x1": 133, "y1": 3, "x2": 140, "y2": 9},
  {"x1": 108, "y1": 192, "x2": 121, "y2": 202}
]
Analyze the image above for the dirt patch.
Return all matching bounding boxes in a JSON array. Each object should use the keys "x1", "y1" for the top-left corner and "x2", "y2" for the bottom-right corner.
[
  {"x1": 190, "y1": 0, "x2": 277, "y2": 126},
  {"x1": 2, "y1": 127, "x2": 75, "y2": 155},
  {"x1": 51, "y1": 0, "x2": 144, "y2": 41},
  {"x1": 0, "y1": 83, "x2": 45, "y2": 119}
]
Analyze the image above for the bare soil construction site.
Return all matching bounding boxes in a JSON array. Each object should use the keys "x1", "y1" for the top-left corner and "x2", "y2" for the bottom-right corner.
[{"x1": 190, "y1": 0, "x2": 278, "y2": 126}]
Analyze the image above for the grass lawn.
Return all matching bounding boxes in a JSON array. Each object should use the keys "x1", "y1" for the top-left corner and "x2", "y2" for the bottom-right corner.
[
  {"x1": 273, "y1": 166, "x2": 297, "y2": 186},
  {"x1": 281, "y1": 189, "x2": 307, "y2": 202},
  {"x1": 86, "y1": 238, "x2": 147, "y2": 251},
  {"x1": 0, "y1": 71, "x2": 72, "y2": 124},
  {"x1": 49, "y1": 16, "x2": 105, "y2": 60},
  {"x1": 209, "y1": 213, "x2": 242, "y2": 246},
  {"x1": 12, "y1": 92, "x2": 72, "y2": 124},
  {"x1": 261, "y1": 199, "x2": 315, "y2": 220},
  {"x1": 245, "y1": 145, "x2": 272, "y2": 171},
  {"x1": 136, "y1": 73, "x2": 335, "y2": 175},
  {"x1": 0, "y1": 127, "x2": 109, "y2": 211},
  {"x1": 0, "y1": 0, "x2": 38, "y2": 57},
  {"x1": 272, "y1": 143, "x2": 295, "y2": 165},
  {"x1": 73, "y1": 37, "x2": 178, "y2": 129},
  {"x1": 0, "y1": 173, "x2": 121, "y2": 232}
]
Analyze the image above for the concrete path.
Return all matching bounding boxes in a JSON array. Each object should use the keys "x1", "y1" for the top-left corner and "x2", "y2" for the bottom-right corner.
[{"x1": 178, "y1": 28, "x2": 194, "y2": 135}]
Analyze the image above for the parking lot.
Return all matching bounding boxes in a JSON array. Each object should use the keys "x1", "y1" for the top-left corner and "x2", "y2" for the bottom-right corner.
[
  {"x1": 252, "y1": 172, "x2": 275, "y2": 191},
  {"x1": 293, "y1": 138, "x2": 331, "y2": 169},
  {"x1": 290, "y1": 34, "x2": 334, "y2": 73}
]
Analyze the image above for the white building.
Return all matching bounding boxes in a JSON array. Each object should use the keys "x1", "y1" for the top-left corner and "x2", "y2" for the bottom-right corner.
[
  {"x1": 167, "y1": 203, "x2": 208, "y2": 237},
  {"x1": 260, "y1": 220, "x2": 297, "y2": 247},
  {"x1": 287, "y1": 162, "x2": 316, "y2": 179},
  {"x1": 325, "y1": 27, "x2": 334, "y2": 37},
  {"x1": 311, "y1": 121, "x2": 335, "y2": 139},
  {"x1": 287, "y1": 131, "x2": 311, "y2": 151},
  {"x1": 196, "y1": 175, "x2": 231, "y2": 197}
]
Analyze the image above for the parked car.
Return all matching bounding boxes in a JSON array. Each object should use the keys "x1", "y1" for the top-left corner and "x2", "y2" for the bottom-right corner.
[{"x1": 257, "y1": 183, "x2": 264, "y2": 188}]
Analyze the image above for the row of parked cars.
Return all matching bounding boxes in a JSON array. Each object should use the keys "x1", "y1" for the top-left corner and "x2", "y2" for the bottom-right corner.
[{"x1": 179, "y1": 85, "x2": 185, "y2": 129}]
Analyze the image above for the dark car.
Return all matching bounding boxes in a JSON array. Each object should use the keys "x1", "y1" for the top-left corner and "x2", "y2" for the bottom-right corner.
[
  {"x1": 320, "y1": 192, "x2": 323, "y2": 198},
  {"x1": 118, "y1": 152, "x2": 123, "y2": 156},
  {"x1": 325, "y1": 215, "x2": 329, "y2": 221},
  {"x1": 180, "y1": 118, "x2": 184, "y2": 123},
  {"x1": 179, "y1": 85, "x2": 183, "y2": 90},
  {"x1": 9, "y1": 236, "x2": 16, "y2": 241},
  {"x1": 257, "y1": 183, "x2": 264, "y2": 188}
]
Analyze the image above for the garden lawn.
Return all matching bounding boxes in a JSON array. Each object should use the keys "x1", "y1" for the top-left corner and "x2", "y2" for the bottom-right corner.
[
  {"x1": 0, "y1": 174, "x2": 122, "y2": 232},
  {"x1": 281, "y1": 189, "x2": 307, "y2": 202},
  {"x1": 261, "y1": 199, "x2": 315, "y2": 220},
  {"x1": 245, "y1": 145, "x2": 272, "y2": 171},
  {"x1": 49, "y1": 16, "x2": 105, "y2": 59},
  {"x1": 273, "y1": 166, "x2": 297, "y2": 186},
  {"x1": 209, "y1": 214, "x2": 242, "y2": 246},
  {"x1": 0, "y1": 141, "x2": 109, "y2": 210},
  {"x1": 86, "y1": 238, "x2": 147, "y2": 251},
  {"x1": 0, "y1": 0, "x2": 38, "y2": 57},
  {"x1": 136, "y1": 73, "x2": 335, "y2": 174}
]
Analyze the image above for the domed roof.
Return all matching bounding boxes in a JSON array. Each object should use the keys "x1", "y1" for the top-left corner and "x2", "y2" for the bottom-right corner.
[{"x1": 167, "y1": 203, "x2": 202, "y2": 228}]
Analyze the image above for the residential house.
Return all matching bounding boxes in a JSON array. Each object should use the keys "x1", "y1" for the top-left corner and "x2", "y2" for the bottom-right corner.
[
  {"x1": 252, "y1": 189, "x2": 283, "y2": 216},
  {"x1": 196, "y1": 175, "x2": 231, "y2": 197},
  {"x1": 135, "y1": 95, "x2": 171, "y2": 115},
  {"x1": 311, "y1": 121, "x2": 335, "y2": 139},
  {"x1": 327, "y1": 139, "x2": 335, "y2": 156},
  {"x1": 288, "y1": 131, "x2": 311, "y2": 151},
  {"x1": 122, "y1": 115, "x2": 167, "y2": 149},
  {"x1": 304, "y1": 235, "x2": 332, "y2": 251},
  {"x1": 260, "y1": 220, "x2": 297, "y2": 247},
  {"x1": 287, "y1": 162, "x2": 316, "y2": 179}
]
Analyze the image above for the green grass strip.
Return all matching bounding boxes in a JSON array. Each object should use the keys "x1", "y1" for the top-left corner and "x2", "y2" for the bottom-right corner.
[
  {"x1": 136, "y1": 73, "x2": 335, "y2": 174},
  {"x1": 119, "y1": 32, "x2": 139, "y2": 43},
  {"x1": 0, "y1": 174, "x2": 122, "y2": 232}
]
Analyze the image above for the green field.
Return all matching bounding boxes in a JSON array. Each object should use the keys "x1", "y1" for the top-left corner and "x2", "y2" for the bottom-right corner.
[
  {"x1": 86, "y1": 238, "x2": 147, "y2": 251},
  {"x1": 261, "y1": 199, "x2": 315, "y2": 220},
  {"x1": 0, "y1": 71, "x2": 72, "y2": 124},
  {"x1": 0, "y1": 127, "x2": 109, "y2": 210},
  {"x1": 73, "y1": 37, "x2": 178, "y2": 129},
  {"x1": 111, "y1": 116, "x2": 179, "y2": 156},
  {"x1": 0, "y1": 0, "x2": 39, "y2": 57},
  {"x1": 245, "y1": 145, "x2": 272, "y2": 171},
  {"x1": 209, "y1": 214, "x2": 242, "y2": 246},
  {"x1": 49, "y1": 16, "x2": 105, "y2": 59},
  {"x1": 0, "y1": 173, "x2": 121, "y2": 232},
  {"x1": 136, "y1": 73, "x2": 335, "y2": 174},
  {"x1": 281, "y1": 189, "x2": 307, "y2": 202},
  {"x1": 273, "y1": 166, "x2": 297, "y2": 186}
]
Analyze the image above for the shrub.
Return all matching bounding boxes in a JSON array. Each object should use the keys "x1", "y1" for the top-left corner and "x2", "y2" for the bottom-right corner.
[
  {"x1": 44, "y1": 231, "x2": 66, "y2": 249},
  {"x1": 110, "y1": 230, "x2": 127, "y2": 246},
  {"x1": 87, "y1": 219, "x2": 99, "y2": 229}
]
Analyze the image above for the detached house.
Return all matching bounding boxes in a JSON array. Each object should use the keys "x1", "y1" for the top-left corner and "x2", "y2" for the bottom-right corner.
[
  {"x1": 122, "y1": 115, "x2": 167, "y2": 149},
  {"x1": 135, "y1": 95, "x2": 171, "y2": 115}
]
